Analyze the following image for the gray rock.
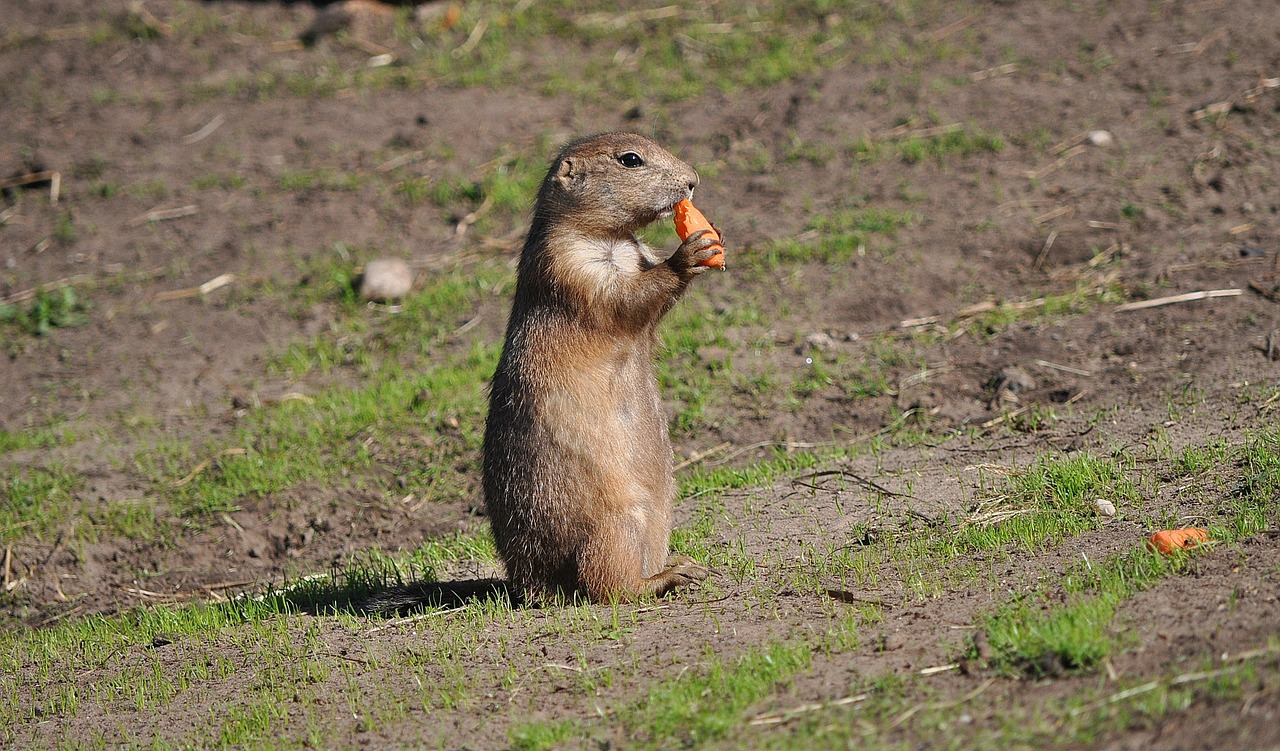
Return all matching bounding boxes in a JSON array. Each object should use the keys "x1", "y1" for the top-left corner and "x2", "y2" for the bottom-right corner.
[
  {"x1": 359, "y1": 258, "x2": 414, "y2": 302},
  {"x1": 801, "y1": 331, "x2": 836, "y2": 352},
  {"x1": 1087, "y1": 129, "x2": 1113, "y2": 147}
]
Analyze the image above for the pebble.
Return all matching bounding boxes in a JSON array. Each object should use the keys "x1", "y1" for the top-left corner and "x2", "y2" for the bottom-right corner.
[
  {"x1": 359, "y1": 258, "x2": 414, "y2": 302},
  {"x1": 800, "y1": 332, "x2": 837, "y2": 352},
  {"x1": 996, "y1": 365, "x2": 1035, "y2": 394},
  {"x1": 1087, "y1": 130, "x2": 1114, "y2": 147},
  {"x1": 1094, "y1": 498, "x2": 1116, "y2": 517}
]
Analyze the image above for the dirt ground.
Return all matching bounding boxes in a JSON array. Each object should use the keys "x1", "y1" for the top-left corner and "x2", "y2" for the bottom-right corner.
[{"x1": 2, "y1": 0, "x2": 1279, "y2": 748}]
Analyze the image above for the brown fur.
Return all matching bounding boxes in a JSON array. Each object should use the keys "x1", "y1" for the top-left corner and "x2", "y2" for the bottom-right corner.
[{"x1": 483, "y1": 133, "x2": 720, "y2": 603}]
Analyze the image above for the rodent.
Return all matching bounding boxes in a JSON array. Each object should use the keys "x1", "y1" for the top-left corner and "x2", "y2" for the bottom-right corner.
[{"x1": 483, "y1": 132, "x2": 722, "y2": 603}]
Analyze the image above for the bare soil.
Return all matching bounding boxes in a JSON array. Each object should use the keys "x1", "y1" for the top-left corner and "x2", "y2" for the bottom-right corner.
[{"x1": 2, "y1": 0, "x2": 1278, "y2": 748}]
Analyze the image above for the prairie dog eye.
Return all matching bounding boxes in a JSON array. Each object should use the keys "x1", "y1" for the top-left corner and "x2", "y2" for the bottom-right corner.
[{"x1": 617, "y1": 151, "x2": 645, "y2": 168}]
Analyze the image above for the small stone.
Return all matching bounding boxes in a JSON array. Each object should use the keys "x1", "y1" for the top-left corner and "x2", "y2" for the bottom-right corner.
[
  {"x1": 1094, "y1": 498, "x2": 1116, "y2": 517},
  {"x1": 801, "y1": 332, "x2": 836, "y2": 352},
  {"x1": 882, "y1": 632, "x2": 907, "y2": 652},
  {"x1": 995, "y1": 365, "x2": 1035, "y2": 394},
  {"x1": 1087, "y1": 130, "x2": 1113, "y2": 147},
  {"x1": 359, "y1": 258, "x2": 414, "y2": 302}
]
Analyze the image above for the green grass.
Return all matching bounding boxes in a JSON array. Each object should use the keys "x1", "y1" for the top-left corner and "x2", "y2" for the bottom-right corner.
[
  {"x1": 0, "y1": 426, "x2": 74, "y2": 455},
  {"x1": 0, "y1": 286, "x2": 89, "y2": 337},
  {"x1": 896, "y1": 128, "x2": 1004, "y2": 164},
  {"x1": 128, "y1": 260, "x2": 511, "y2": 521},
  {"x1": 510, "y1": 626, "x2": 856, "y2": 750},
  {"x1": 1, "y1": 467, "x2": 81, "y2": 544},
  {"x1": 754, "y1": 206, "x2": 919, "y2": 266},
  {"x1": 980, "y1": 427, "x2": 1280, "y2": 678}
]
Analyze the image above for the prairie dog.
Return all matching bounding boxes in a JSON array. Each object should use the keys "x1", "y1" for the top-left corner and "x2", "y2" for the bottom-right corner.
[{"x1": 483, "y1": 132, "x2": 721, "y2": 603}]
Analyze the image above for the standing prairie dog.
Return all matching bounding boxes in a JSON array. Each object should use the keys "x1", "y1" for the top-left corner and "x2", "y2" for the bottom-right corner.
[{"x1": 483, "y1": 132, "x2": 722, "y2": 603}]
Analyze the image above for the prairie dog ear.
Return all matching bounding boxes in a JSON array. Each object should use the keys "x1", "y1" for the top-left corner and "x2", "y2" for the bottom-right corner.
[{"x1": 555, "y1": 157, "x2": 584, "y2": 192}]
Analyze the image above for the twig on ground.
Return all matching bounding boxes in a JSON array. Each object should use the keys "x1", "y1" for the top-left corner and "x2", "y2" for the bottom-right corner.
[
  {"x1": 981, "y1": 406, "x2": 1028, "y2": 429},
  {"x1": 673, "y1": 441, "x2": 732, "y2": 471},
  {"x1": 155, "y1": 273, "x2": 236, "y2": 302},
  {"x1": 129, "y1": 2, "x2": 173, "y2": 36},
  {"x1": 575, "y1": 6, "x2": 681, "y2": 30},
  {"x1": 1068, "y1": 664, "x2": 1247, "y2": 718},
  {"x1": 363, "y1": 606, "x2": 469, "y2": 635},
  {"x1": 1248, "y1": 278, "x2": 1280, "y2": 301},
  {"x1": 919, "y1": 663, "x2": 959, "y2": 676},
  {"x1": 888, "y1": 678, "x2": 995, "y2": 729},
  {"x1": 128, "y1": 204, "x2": 198, "y2": 227},
  {"x1": 0, "y1": 170, "x2": 61, "y2": 204},
  {"x1": 926, "y1": 13, "x2": 978, "y2": 42},
  {"x1": 793, "y1": 470, "x2": 907, "y2": 498},
  {"x1": 707, "y1": 440, "x2": 827, "y2": 467},
  {"x1": 377, "y1": 150, "x2": 427, "y2": 172},
  {"x1": 1034, "y1": 207, "x2": 1074, "y2": 226},
  {"x1": 171, "y1": 447, "x2": 248, "y2": 487},
  {"x1": 182, "y1": 114, "x2": 225, "y2": 144},
  {"x1": 1089, "y1": 243, "x2": 1123, "y2": 267},
  {"x1": 1114, "y1": 288, "x2": 1241, "y2": 312},
  {"x1": 750, "y1": 693, "x2": 869, "y2": 726},
  {"x1": 1023, "y1": 145, "x2": 1086, "y2": 179},
  {"x1": 970, "y1": 63, "x2": 1016, "y2": 81},
  {"x1": 452, "y1": 17, "x2": 488, "y2": 57},
  {"x1": 1033, "y1": 230, "x2": 1057, "y2": 271},
  {"x1": 1033, "y1": 359, "x2": 1092, "y2": 377},
  {"x1": 455, "y1": 194, "x2": 494, "y2": 236},
  {"x1": 1, "y1": 266, "x2": 165, "y2": 305},
  {"x1": 825, "y1": 589, "x2": 885, "y2": 607}
]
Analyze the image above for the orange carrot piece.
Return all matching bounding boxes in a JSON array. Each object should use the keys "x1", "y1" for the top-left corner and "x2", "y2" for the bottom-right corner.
[
  {"x1": 673, "y1": 199, "x2": 725, "y2": 268},
  {"x1": 1146, "y1": 527, "x2": 1209, "y2": 555}
]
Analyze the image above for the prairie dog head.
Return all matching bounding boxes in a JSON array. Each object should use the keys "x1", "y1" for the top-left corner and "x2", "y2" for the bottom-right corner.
[{"x1": 534, "y1": 133, "x2": 699, "y2": 238}]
